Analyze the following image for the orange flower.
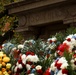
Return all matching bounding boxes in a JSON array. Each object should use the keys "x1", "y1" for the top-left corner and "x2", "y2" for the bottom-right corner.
[
  {"x1": 2, "y1": 62, "x2": 6, "y2": 66},
  {"x1": 2, "y1": 68, "x2": 6, "y2": 72},
  {"x1": 8, "y1": 70, "x2": 12, "y2": 74}
]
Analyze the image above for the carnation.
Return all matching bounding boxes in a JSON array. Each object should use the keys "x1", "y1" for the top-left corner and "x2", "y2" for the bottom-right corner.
[
  {"x1": 21, "y1": 54, "x2": 26, "y2": 60},
  {"x1": 35, "y1": 65, "x2": 42, "y2": 70},
  {"x1": 17, "y1": 64, "x2": 23, "y2": 69},
  {"x1": 28, "y1": 73, "x2": 35, "y2": 75},
  {"x1": 60, "y1": 63, "x2": 69, "y2": 69},
  {"x1": 57, "y1": 57, "x2": 67, "y2": 64},
  {"x1": 66, "y1": 34, "x2": 73, "y2": 40},
  {"x1": 14, "y1": 66, "x2": 17, "y2": 72},
  {"x1": 26, "y1": 64, "x2": 31, "y2": 70},
  {"x1": 26, "y1": 55, "x2": 39, "y2": 63},
  {"x1": 12, "y1": 47, "x2": 17, "y2": 51},
  {"x1": 51, "y1": 62, "x2": 56, "y2": 71},
  {"x1": 18, "y1": 44, "x2": 24, "y2": 49},
  {"x1": 51, "y1": 37, "x2": 57, "y2": 42}
]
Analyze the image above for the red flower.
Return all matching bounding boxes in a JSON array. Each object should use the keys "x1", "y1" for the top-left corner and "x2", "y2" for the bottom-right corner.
[
  {"x1": 31, "y1": 65, "x2": 35, "y2": 68},
  {"x1": 66, "y1": 38, "x2": 71, "y2": 42},
  {"x1": 62, "y1": 69, "x2": 68, "y2": 74},
  {"x1": 15, "y1": 73, "x2": 19, "y2": 75},
  {"x1": 46, "y1": 54, "x2": 50, "y2": 58},
  {"x1": 43, "y1": 68, "x2": 50, "y2": 75},
  {"x1": 26, "y1": 51, "x2": 35, "y2": 56},
  {"x1": 22, "y1": 62, "x2": 25, "y2": 67},
  {"x1": 17, "y1": 68, "x2": 21, "y2": 73},
  {"x1": 73, "y1": 54, "x2": 76, "y2": 58},
  {"x1": 18, "y1": 59, "x2": 22, "y2": 64},
  {"x1": 49, "y1": 40, "x2": 52, "y2": 43},
  {"x1": 55, "y1": 60, "x2": 62, "y2": 70},
  {"x1": 26, "y1": 70, "x2": 31, "y2": 74},
  {"x1": 57, "y1": 43, "x2": 69, "y2": 56},
  {"x1": 26, "y1": 61, "x2": 33, "y2": 65},
  {"x1": 36, "y1": 69, "x2": 43, "y2": 74},
  {"x1": 0, "y1": 45, "x2": 2, "y2": 49},
  {"x1": 56, "y1": 63, "x2": 62, "y2": 70},
  {"x1": 58, "y1": 43, "x2": 69, "y2": 52},
  {"x1": 74, "y1": 61, "x2": 76, "y2": 65}
]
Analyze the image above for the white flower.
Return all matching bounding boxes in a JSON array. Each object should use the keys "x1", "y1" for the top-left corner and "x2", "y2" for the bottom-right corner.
[
  {"x1": 31, "y1": 55, "x2": 39, "y2": 62},
  {"x1": 60, "y1": 63, "x2": 69, "y2": 69},
  {"x1": 14, "y1": 66, "x2": 17, "y2": 72},
  {"x1": 57, "y1": 57, "x2": 67, "y2": 64},
  {"x1": 28, "y1": 73, "x2": 35, "y2": 75},
  {"x1": 57, "y1": 70, "x2": 63, "y2": 75},
  {"x1": 66, "y1": 34, "x2": 73, "y2": 39},
  {"x1": 62, "y1": 74, "x2": 67, "y2": 75},
  {"x1": 26, "y1": 64, "x2": 31, "y2": 70},
  {"x1": 51, "y1": 62, "x2": 56, "y2": 71},
  {"x1": 26, "y1": 55, "x2": 32, "y2": 61},
  {"x1": 22, "y1": 60, "x2": 26, "y2": 65},
  {"x1": 71, "y1": 59, "x2": 74, "y2": 63},
  {"x1": 71, "y1": 63, "x2": 76, "y2": 70},
  {"x1": 29, "y1": 40, "x2": 35, "y2": 44},
  {"x1": 12, "y1": 47, "x2": 16, "y2": 51},
  {"x1": 35, "y1": 65, "x2": 42, "y2": 70},
  {"x1": 18, "y1": 44, "x2": 24, "y2": 49},
  {"x1": 26, "y1": 55, "x2": 39, "y2": 63},
  {"x1": 18, "y1": 64, "x2": 23, "y2": 69},
  {"x1": 51, "y1": 37, "x2": 57, "y2": 41},
  {"x1": 47, "y1": 38, "x2": 51, "y2": 42},
  {"x1": 21, "y1": 54, "x2": 26, "y2": 60},
  {"x1": 16, "y1": 62, "x2": 19, "y2": 66}
]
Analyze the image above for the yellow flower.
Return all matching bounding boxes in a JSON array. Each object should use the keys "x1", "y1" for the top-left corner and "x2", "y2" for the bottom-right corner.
[
  {"x1": 0, "y1": 64, "x2": 2, "y2": 68},
  {"x1": 6, "y1": 63, "x2": 11, "y2": 69},
  {"x1": 3, "y1": 71, "x2": 8, "y2": 75},
  {"x1": 3, "y1": 54, "x2": 7, "y2": 57},
  {"x1": 3, "y1": 57, "x2": 10, "y2": 63},
  {"x1": 0, "y1": 71, "x2": 2, "y2": 75},
  {"x1": 0, "y1": 52, "x2": 4, "y2": 58},
  {"x1": 5, "y1": 73, "x2": 9, "y2": 75}
]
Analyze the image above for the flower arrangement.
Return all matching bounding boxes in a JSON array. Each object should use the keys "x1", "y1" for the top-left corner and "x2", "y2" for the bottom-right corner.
[{"x1": 1, "y1": 27, "x2": 76, "y2": 75}]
